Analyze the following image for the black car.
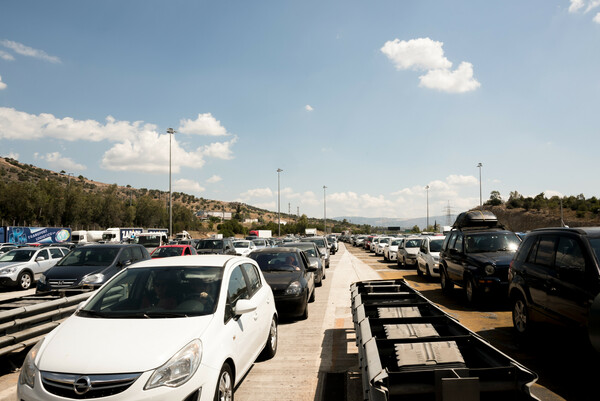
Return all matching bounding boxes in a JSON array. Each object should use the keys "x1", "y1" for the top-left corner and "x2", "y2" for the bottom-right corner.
[
  {"x1": 508, "y1": 227, "x2": 600, "y2": 348},
  {"x1": 278, "y1": 242, "x2": 325, "y2": 286},
  {"x1": 439, "y1": 210, "x2": 521, "y2": 303},
  {"x1": 195, "y1": 238, "x2": 236, "y2": 255},
  {"x1": 36, "y1": 244, "x2": 150, "y2": 293},
  {"x1": 249, "y1": 248, "x2": 316, "y2": 320}
]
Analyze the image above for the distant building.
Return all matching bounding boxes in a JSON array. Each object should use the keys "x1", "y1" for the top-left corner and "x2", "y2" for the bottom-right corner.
[
  {"x1": 196, "y1": 210, "x2": 232, "y2": 220},
  {"x1": 244, "y1": 218, "x2": 259, "y2": 223}
]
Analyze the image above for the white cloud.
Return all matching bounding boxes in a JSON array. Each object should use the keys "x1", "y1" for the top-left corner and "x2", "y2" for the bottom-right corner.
[
  {"x1": 594, "y1": 12, "x2": 600, "y2": 22},
  {"x1": 569, "y1": 0, "x2": 585, "y2": 12},
  {"x1": 447, "y1": 174, "x2": 479, "y2": 186},
  {"x1": 305, "y1": 105, "x2": 314, "y2": 111},
  {"x1": 240, "y1": 188, "x2": 273, "y2": 199},
  {"x1": 173, "y1": 178, "x2": 205, "y2": 194},
  {"x1": 0, "y1": 39, "x2": 61, "y2": 63},
  {"x1": 201, "y1": 137, "x2": 237, "y2": 160},
  {"x1": 381, "y1": 37, "x2": 479, "y2": 93},
  {"x1": 418, "y1": 62, "x2": 481, "y2": 93},
  {"x1": 544, "y1": 190, "x2": 564, "y2": 198},
  {"x1": 568, "y1": 0, "x2": 600, "y2": 22},
  {"x1": 2, "y1": 152, "x2": 19, "y2": 160},
  {"x1": 36, "y1": 152, "x2": 86, "y2": 171},
  {"x1": 0, "y1": 107, "x2": 236, "y2": 174},
  {"x1": 178, "y1": 113, "x2": 228, "y2": 136},
  {"x1": 207, "y1": 175, "x2": 222, "y2": 183},
  {"x1": 381, "y1": 38, "x2": 452, "y2": 71},
  {"x1": 0, "y1": 75, "x2": 6, "y2": 90},
  {"x1": 0, "y1": 50, "x2": 14, "y2": 61}
]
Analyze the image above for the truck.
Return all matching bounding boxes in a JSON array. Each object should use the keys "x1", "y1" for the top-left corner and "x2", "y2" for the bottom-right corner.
[
  {"x1": 0, "y1": 226, "x2": 72, "y2": 245},
  {"x1": 305, "y1": 228, "x2": 317, "y2": 237},
  {"x1": 101, "y1": 227, "x2": 143, "y2": 243},
  {"x1": 135, "y1": 229, "x2": 169, "y2": 253},
  {"x1": 249, "y1": 230, "x2": 272, "y2": 238},
  {"x1": 174, "y1": 230, "x2": 192, "y2": 241},
  {"x1": 71, "y1": 230, "x2": 104, "y2": 244}
]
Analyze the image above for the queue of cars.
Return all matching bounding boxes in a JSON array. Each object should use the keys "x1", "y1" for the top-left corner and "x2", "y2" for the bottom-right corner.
[
  {"x1": 12, "y1": 232, "x2": 336, "y2": 400},
  {"x1": 346, "y1": 210, "x2": 600, "y2": 352}
]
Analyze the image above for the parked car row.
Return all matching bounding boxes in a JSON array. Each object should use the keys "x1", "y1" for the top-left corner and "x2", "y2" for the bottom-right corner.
[{"x1": 348, "y1": 210, "x2": 600, "y2": 352}]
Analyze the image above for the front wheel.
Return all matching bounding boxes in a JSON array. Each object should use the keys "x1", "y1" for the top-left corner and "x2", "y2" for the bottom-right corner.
[
  {"x1": 512, "y1": 295, "x2": 531, "y2": 337},
  {"x1": 214, "y1": 363, "x2": 234, "y2": 401},
  {"x1": 465, "y1": 278, "x2": 478, "y2": 304},
  {"x1": 259, "y1": 316, "x2": 278, "y2": 360},
  {"x1": 18, "y1": 271, "x2": 33, "y2": 290},
  {"x1": 440, "y1": 267, "x2": 454, "y2": 294}
]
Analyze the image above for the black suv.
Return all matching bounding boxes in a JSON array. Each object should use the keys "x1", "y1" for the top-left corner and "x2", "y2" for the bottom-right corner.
[
  {"x1": 195, "y1": 238, "x2": 236, "y2": 255},
  {"x1": 36, "y1": 244, "x2": 150, "y2": 293},
  {"x1": 508, "y1": 227, "x2": 600, "y2": 347},
  {"x1": 439, "y1": 210, "x2": 521, "y2": 303}
]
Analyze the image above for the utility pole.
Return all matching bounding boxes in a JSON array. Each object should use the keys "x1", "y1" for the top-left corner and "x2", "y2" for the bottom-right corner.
[
  {"x1": 477, "y1": 162, "x2": 483, "y2": 208},
  {"x1": 167, "y1": 128, "x2": 176, "y2": 239},
  {"x1": 277, "y1": 168, "x2": 283, "y2": 237},
  {"x1": 323, "y1": 185, "x2": 327, "y2": 235}
]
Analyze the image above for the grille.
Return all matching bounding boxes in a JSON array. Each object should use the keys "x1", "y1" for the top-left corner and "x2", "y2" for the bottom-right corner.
[
  {"x1": 48, "y1": 279, "x2": 78, "y2": 288},
  {"x1": 41, "y1": 371, "x2": 142, "y2": 399}
]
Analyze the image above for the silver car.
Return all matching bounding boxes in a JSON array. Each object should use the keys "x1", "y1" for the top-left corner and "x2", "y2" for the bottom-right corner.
[{"x1": 0, "y1": 247, "x2": 69, "y2": 290}]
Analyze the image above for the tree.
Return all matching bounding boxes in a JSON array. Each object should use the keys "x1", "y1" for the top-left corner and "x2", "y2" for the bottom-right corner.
[{"x1": 486, "y1": 190, "x2": 503, "y2": 206}]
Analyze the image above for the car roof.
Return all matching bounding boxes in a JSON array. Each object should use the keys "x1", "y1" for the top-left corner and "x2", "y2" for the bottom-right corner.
[
  {"x1": 129, "y1": 255, "x2": 242, "y2": 269},
  {"x1": 251, "y1": 247, "x2": 300, "y2": 254},
  {"x1": 530, "y1": 227, "x2": 600, "y2": 237},
  {"x1": 156, "y1": 244, "x2": 189, "y2": 248}
]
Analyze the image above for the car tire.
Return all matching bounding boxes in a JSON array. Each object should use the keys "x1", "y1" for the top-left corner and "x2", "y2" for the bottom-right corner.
[
  {"x1": 309, "y1": 288, "x2": 315, "y2": 302},
  {"x1": 259, "y1": 316, "x2": 278, "y2": 360},
  {"x1": 512, "y1": 294, "x2": 531, "y2": 337},
  {"x1": 465, "y1": 278, "x2": 478, "y2": 304},
  {"x1": 426, "y1": 265, "x2": 432, "y2": 279},
  {"x1": 300, "y1": 296, "x2": 309, "y2": 320},
  {"x1": 416, "y1": 264, "x2": 423, "y2": 276},
  {"x1": 18, "y1": 271, "x2": 33, "y2": 290},
  {"x1": 440, "y1": 266, "x2": 454, "y2": 294},
  {"x1": 214, "y1": 363, "x2": 234, "y2": 401},
  {"x1": 397, "y1": 256, "x2": 404, "y2": 268},
  {"x1": 316, "y1": 274, "x2": 323, "y2": 287}
]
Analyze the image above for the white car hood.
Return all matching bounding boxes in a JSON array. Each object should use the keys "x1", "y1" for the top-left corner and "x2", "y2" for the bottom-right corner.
[
  {"x1": 406, "y1": 248, "x2": 420, "y2": 256},
  {"x1": 37, "y1": 314, "x2": 214, "y2": 373},
  {"x1": 0, "y1": 261, "x2": 28, "y2": 269}
]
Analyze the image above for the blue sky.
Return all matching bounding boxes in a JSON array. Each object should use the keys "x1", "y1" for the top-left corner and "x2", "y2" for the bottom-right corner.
[{"x1": 1, "y1": 1, "x2": 599, "y2": 220}]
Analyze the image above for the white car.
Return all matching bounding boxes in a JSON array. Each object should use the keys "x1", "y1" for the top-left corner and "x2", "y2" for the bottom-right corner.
[
  {"x1": 417, "y1": 236, "x2": 446, "y2": 278},
  {"x1": 397, "y1": 237, "x2": 423, "y2": 268},
  {"x1": 233, "y1": 239, "x2": 257, "y2": 257},
  {"x1": 375, "y1": 237, "x2": 392, "y2": 256},
  {"x1": 18, "y1": 255, "x2": 278, "y2": 401},
  {"x1": 383, "y1": 237, "x2": 403, "y2": 262},
  {"x1": 0, "y1": 247, "x2": 69, "y2": 290}
]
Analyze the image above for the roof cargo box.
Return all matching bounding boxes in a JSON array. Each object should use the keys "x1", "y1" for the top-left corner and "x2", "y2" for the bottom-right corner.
[{"x1": 453, "y1": 210, "x2": 499, "y2": 229}]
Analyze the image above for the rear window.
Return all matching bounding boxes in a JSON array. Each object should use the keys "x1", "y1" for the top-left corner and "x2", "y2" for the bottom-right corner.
[{"x1": 58, "y1": 247, "x2": 119, "y2": 267}]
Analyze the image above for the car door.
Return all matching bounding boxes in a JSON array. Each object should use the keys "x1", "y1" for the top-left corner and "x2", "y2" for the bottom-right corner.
[
  {"x1": 521, "y1": 235, "x2": 556, "y2": 314},
  {"x1": 547, "y1": 235, "x2": 593, "y2": 325},
  {"x1": 223, "y1": 264, "x2": 258, "y2": 376},
  {"x1": 241, "y1": 263, "x2": 272, "y2": 357},
  {"x1": 446, "y1": 232, "x2": 465, "y2": 282},
  {"x1": 33, "y1": 249, "x2": 53, "y2": 277},
  {"x1": 299, "y1": 252, "x2": 315, "y2": 294}
]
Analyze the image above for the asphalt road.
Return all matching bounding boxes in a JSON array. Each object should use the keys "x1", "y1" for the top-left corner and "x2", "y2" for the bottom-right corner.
[{"x1": 0, "y1": 244, "x2": 597, "y2": 400}]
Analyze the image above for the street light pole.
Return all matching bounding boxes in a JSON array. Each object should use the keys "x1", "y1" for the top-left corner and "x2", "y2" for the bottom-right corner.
[
  {"x1": 425, "y1": 185, "x2": 430, "y2": 230},
  {"x1": 477, "y1": 162, "x2": 483, "y2": 208},
  {"x1": 277, "y1": 168, "x2": 283, "y2": 237},
  {"x1": 167, "y1": 128, "x2": 177, "y2": 239},
  {"x1": 323, "y1": 185, "x2": 327, "y2": 235}
]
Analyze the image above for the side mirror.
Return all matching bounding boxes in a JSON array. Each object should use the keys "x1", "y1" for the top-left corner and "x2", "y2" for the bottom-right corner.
[
  {"x1": 307, "y1": 260, "x2": 319, "y2": 272},
  {"x1": 234, "y1": 298, "x2": 258, "y2": 316},
  {"x1": 36, "y1": 256, "x2": 46, "y2": 262}
]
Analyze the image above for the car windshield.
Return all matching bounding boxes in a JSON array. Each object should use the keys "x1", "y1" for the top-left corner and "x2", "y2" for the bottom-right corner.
[
  {"x1": 0, "y1": 249, "x2": 35, "y2": 262},
  {"x1": 588, "y1": 238, "x2": 600, "y2": 264},
  {"x1": 57, "y1": 247, "x2": 119, "y2": 266},
  {"x1": 465, "y1": 233, "x2": 520, "y2": 253},
  {"x1": 249, "y1": 252, "x2": 301, "y2": 272},
  {"x1": 303, "y1": 238, "x2": 325, "y2": 247},
  {"x1": 78, "y1": 266, "x2": 223, "y2": 318},
  {"x1": 282, "y1": 243, "x2": 318, "y2": 258},
  {"x1": 197, "y1": 240, "x2": 223, "y2": 249},
  {"x1": 405, "y1": 239, "x2": 422, "y2": 248},
  {"x1": 234, "y1": 241, "x2": 249, "y2": 248},
  {"x1": 252, "y1": 239, "x2": 267, "y2": 246},
  {"x1": 379, "y1": 238, "x2": 390, "y2": 244},
  {"x1": 391, "y1": 239, "x2": 402, "y2": 246},
  {"x1": 429, "y1": 239, "x2": 445, "y2": 252},
  {"x1": 136, "y1": 235, "x2": 163, "y2": 247},
  {"x1": 152, "y1": 247, "x2": 184, "y2": 258}
]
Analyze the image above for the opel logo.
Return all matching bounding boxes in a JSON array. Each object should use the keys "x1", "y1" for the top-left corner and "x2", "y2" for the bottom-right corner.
[{"x1": 73, "y1": 376, "x2": 92, "y2": 395}]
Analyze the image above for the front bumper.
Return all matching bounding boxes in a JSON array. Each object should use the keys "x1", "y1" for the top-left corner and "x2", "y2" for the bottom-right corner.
[{"x1": 274, "y1": 293, "x2": 307, "y2": 317}]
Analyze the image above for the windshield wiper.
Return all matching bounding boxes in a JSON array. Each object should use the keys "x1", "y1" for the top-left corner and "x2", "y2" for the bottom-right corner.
[
  {"x1": 142, "y1": 311, "x2": 189, "y2": 318},
  {"x1": 77, "y1": 309, "x2": 108, "y2": 318}
]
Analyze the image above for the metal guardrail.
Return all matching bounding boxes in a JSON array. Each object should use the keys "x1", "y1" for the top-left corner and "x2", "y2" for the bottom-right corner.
[
  {"x1": 0, "y1": 291, "x2": 93, "y2": 357},
  {"x1": 351, "y1": 279, "x2": 539, "y2": 401}
]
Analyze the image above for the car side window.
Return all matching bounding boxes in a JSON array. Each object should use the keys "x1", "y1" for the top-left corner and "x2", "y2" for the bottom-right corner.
[
  {"x1": 242, "y1": 263, "x2": 262, "y2": 295},
  {"x1": 534, "y1": 236, "x2": 557, "y2": 268},
  {"x1": 420, "y1": 241, "x2": 427, "y2": 253},
  {"x1": 131, "y1": 246, "x2": 144, "y2": 261},
  {"x1": 454, "y1": 233, "x2": 464, "y2": 252},
  {"x1": 227, "y1": 266, "x2": 249, "y2": 305},
  {"x1": 118, "y1": 248, "x2": 134, "y2": 264},
  {"x1": 37, "y1": 249, "x2": 50, "y2": 260},
  {"x1": 49, "y1": 248, "x2": 64, "y2": 259},
  {"x1": 555, "y1": 237, "x2": 585, "y2": 271},
  {"x1": 446, "y1": 232, "x2": 458, "y2": 250}
]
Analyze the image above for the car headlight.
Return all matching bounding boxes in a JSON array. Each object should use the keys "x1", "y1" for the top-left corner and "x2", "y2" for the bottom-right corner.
[
  {"x1": 145, "y1": 339, "x2": 202, "y2": 390},
  {"x1": 484, "y1": 265, "x2": 495, "y2": 275},
  {"x1": 0, "y1": 266, "x2": 18, "y2": 275},
  {"x1": 38, "y1": 274, "x2": 46, "y2": 284},
  {"x1": 19, "y1": 340, "x2": 43, "y2": 388},
  {"x1": 285, "y1": 281, "x2": 302, "y2": 296},
  {"x1": 81, "y1": 273, "x2": 105, "y2": 285}
]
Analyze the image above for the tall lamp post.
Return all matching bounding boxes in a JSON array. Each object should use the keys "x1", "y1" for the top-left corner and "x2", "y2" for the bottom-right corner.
[
  {"x1": 477, "y1": 162, "x2": 483, "y2": 208},
  {"x1": 323, "y1": 185, "x2": 327, "y2": 235},
  {"x1": 425, "y1": 185, "x2": 430, "y2": 230},
  {"x1": 277, "y1": 168, "x2": 283, "y2": 237},
  {"x1": 167, "y1": 128, "x2": 177, "y2": 239}
]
